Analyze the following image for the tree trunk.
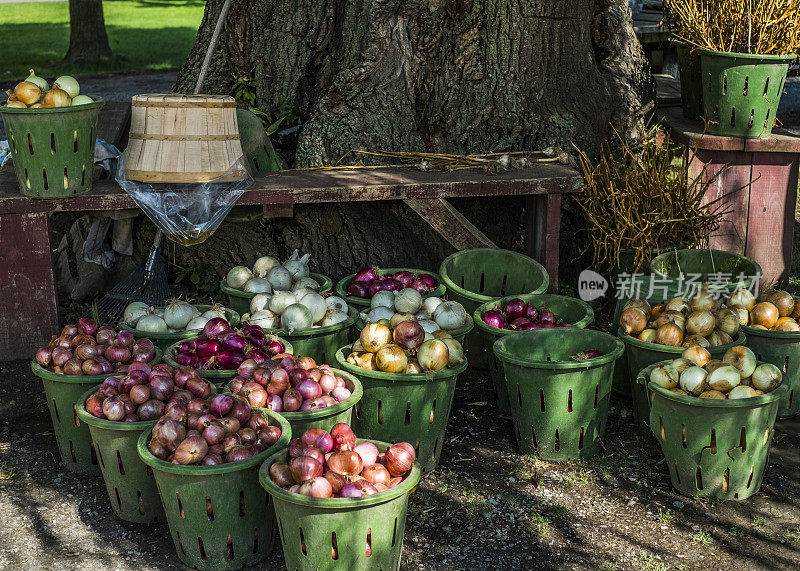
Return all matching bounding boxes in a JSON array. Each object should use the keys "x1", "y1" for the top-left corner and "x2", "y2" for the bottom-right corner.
[{"x1": 64, "y1": 0, "x2": 113, "y2": 64}]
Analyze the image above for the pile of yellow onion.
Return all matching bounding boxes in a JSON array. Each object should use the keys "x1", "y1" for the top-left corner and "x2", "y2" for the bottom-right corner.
[
  {"x1": 725, "y1": 288, "x2": 800, "y2": 332},
  {"x1": 649, "y1": 345, "x2": 781, "y2": 400},
  {"x1": 4, "y1": 70, "x2": 92, "y2": 109},
  {"x1": 620, "y1": 290, "x2": 740, "y2": 348}
]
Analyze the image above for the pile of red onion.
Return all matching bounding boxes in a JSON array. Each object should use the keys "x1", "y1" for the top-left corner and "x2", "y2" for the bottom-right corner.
[
  {"x1": 269, "y1": 424, "x2": 415, "y2": 498},
  {"x1": 482, "y1": 299, "x2": 570, "y2": 331},
  {"x1": 347, "y1": 267, "x2": 437, "y2": 299},
  {"x1": 85, "y1": 364, "x2": 212, "y2": 422},
  {"x1": 147, "y1": 393, "x2": 282, "y2": 465},
  {"x1": 230, "y1": 355, "x2": 352, "y2": 412},
  {"x1": 173, "y1": 318, "x2": 286, "y2": 371},
  {"x1": 35, "y1": 318, "x2": 157, "y2": 376}
]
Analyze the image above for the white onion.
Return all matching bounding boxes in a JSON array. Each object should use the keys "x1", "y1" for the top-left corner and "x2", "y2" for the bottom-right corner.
[
  {"x1": 283, "y1": 249, "x2": 311, "y2": 280},
  {"x1": 752, "y1": 363, "x2": 781, "y2": 391},
  {"x1": 250, "y1": 293, "x2": 273, "y2": 314},
  {"x1": 422, "y1": 296, "x2": 443, "y2": 316},
  {"x1": 266, "y1": 266, "x2": 293, "y2": 291},
  {"x1": 123, "y1": 301, "x2": 150, "y2": 326},
  {"x1": 415, "y1": 309, "x2": 431, "y2": 320},
  {"x1": 418, "y1": 319, "x2": 439, "y2": 334},
  {"x1": 394, "y1": 288, "x2": 423, "y2": 314},
  {"x1": 722, "y1": 346, "x2": 757, "y2": 378},
  {"x1": 202, "y1": 308, "x2": 226, "y2": 320},
  {"x1": 321, "y1": 309, "x2": 349, "y2": 326},
  {"x1": 269, "y1": 291, "x2": 296, "y2": 315},
  {"x1": 54, "y1": 75, "x2": 80, "y2": 98},
  {"x1": 153, "y1": 307, "x2": 165, "y2": 318},
  {"x1": 136, "y1": 314, "x2": 168, "y2": 333},
  {"x1": 253, "y1": 255, "x2": 280, "y2": 277},
  {"x1": 728, "y1": 288, "x2": 756, "y2": 311},
  {"x1": 670, "y1": 358, "x2": 693, "y2": 375},
  {"x1": 244, "y1": 277, "x2": 273, "y2": 294},
  {"x1": 679, "y1": 366, "x2": 708, "y2": 395},
  {"x1": 366, "y1": 306, "x2": 394, "y2": 324},
  {"x1": 649, "y1": 364, "x2": 679, "y2": 389},
  {"x1": 227, "y1": 266, "x2": 252, "y2": 289},
  {"x1": 292, "y1": 276, "x2": 321, "y2": 292},
  {"x1": 186, "y1": 316, "x2": 210, "y2": 331},
  {"x1": 325, "y1": 296, "x2": 348, "y2": 313},
  {"x1": 164, "y1": 300, "x2": 195, "y2": 330},
  {"x1": 281, "y1": 303, "x2": 313, "y2": 332},
  {"x1": 300, "y1": 292, "x2": 328, "y2": 323},
  {"x1": 371, "y1": 291, "x2": 395, "y2": 310},
  {"x1": 292, "y1": 287, "x2": 315, "y2": 302},
  {"x1": 727, "y1": 385, "x2": 760, "y2": 399},
  {"x1": 707, "y1": 365, "x2": 741, "y2": 392},
  {"x1": 433, "y1": 301, "x2": 467, "y2": 330},
  {"x1": 250, "y1": 309, "x2": 279, "y2": 329}
]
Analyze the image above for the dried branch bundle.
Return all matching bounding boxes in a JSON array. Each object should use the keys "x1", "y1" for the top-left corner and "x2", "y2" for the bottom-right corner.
[
  {"x1": 575, "y1": 128, "x2": 735, "y2": 273},
  {"x1": 666, "y1": 0, "x2": 800, "y2": 55}
]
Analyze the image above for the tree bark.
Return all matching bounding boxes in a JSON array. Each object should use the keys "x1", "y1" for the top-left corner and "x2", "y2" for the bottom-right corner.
[{"x1": 64, "y1": 0, "x2": 113, "y2": 64}]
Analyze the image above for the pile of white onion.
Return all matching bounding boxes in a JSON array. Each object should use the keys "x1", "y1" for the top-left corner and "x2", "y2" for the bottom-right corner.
[
  {"x1": 649, "y1": 345, "x2": 782, "y2": 400},
  {"x1": 363, "y1": 292, "x2": 467, "y2": 332},
  {"x1": 123, "y1": 301, "x2": 232, "y2": 334}
]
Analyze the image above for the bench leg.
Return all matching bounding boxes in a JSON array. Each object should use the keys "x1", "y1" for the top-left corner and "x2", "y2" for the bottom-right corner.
[
  {"x1": 0, "y1": 212, "x2": 58, "y2": 359},
  {"x1": 526, "y1": 194, "x2": 561, "y2": 292}
]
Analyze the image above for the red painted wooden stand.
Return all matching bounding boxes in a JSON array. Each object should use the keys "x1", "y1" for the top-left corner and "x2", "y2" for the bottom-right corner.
[
  {"x1": 663, "y1": 108, "x2": 800, "y2": 287},
  {"x1": 0, "y1": 163, "x2": 581, "y2": 359}
]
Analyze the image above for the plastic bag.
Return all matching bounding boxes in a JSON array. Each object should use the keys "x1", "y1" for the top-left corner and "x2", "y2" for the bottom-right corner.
[{"x1": 115, "y1": 153, "x2": 253, "y2": 246}]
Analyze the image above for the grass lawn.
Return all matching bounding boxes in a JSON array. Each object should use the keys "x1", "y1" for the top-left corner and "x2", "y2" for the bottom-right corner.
[{"x1": 0, "y1": 0, "x2": 205, "y2": 81}]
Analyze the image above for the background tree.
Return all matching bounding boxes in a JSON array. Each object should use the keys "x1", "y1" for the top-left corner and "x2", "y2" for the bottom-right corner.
[{"x1": 64, "y1": 0, "x2": 113, "y2": 64}]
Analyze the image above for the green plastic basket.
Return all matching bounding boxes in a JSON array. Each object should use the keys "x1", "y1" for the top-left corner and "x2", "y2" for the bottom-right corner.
[
  {"x1": 648, "y1": 375, "x2": 787, "y2": 500},
  {"x1": 163, "y1": 335, "x2": 293, "y2": 387},
  {"x1": 227, "y1": 368, "x2": 363, "y2": 436},
  {"x1": 439, "y1": 248, "x2": 549, "y2": 368},
  {"x1": 259, "y1": 439, "x2": 421, "y2": 571},
  {"x1": 120, "y1": 305, "x2": 241, "y2": 352},
  {"x1": 221, "y1": 273, "x2": 333, "y2": 317},
  {"x1": 623, "y1": 329, "x2": 746, "y2": 433},
  {"x1": 649, "y1": 248, "x2": 762, "y2": 286},
  {"x1": 676, "y1": 42, "x2": 703, "y2": 120},
  {"x1": 335, "y1": 347, "x2": 467, "y2": 473},
  {"x1": 474, "y1": 294, "x2": 594, "y2": 414},
  {"x1": 0, "y1": 97, "x2": 104, "y2": 198},
  {"x1": 75, "y1": 383, "x2": 218, "y2": 523},
  {"x1": 493, "y1": 329, "x2": 625, "y2": 460},
  {"x1": 137, "y1": 409, "x2": 291, "y2": 570},
  {"x1": 30, "y1": 347, "x2": 162, "y2": 475},
  {"x1": 335, "y1": 268, "x2": 446, "y2": 308},
  {"x1": 741, "y1": 325, "x2": 800, "y2": 418},
  {"x1": 699, "y1": 49, "x2": 796, "y2": 138}
]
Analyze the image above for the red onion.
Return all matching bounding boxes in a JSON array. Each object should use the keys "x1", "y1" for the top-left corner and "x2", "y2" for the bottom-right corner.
[
  {"x1": 386, "y1": 442, "x2": 415, "y2": 476},
  {"x1": 52, "y1": 347, "x2": 72, "y2": 367},
  {"x1": 298, "y1": 477, "x2": 333, "y2": 498},
  {"x1": 229, "y1": 398, "x2": 252, "y2": 425},
  {"x1": 132, "y1": 346, "x2": 155, "y2": 363},
  {"x1": 105, "y1": 344, "x2": 131, "y2": 364},
  {"x1": 246, "y1": 327, "x2": 265, "y2": 348},
  {"x1": 203, "y1": 317, "x2": 232, "y2": 339},
  {"x1": 186, "y1": 377, "x2": 211, "y2": 398},
  {"x1": 283, "y1": 388, "x2": 302, "y2": 412},
  {"x1": 482, "y1": 309, "x2": 506, "y2": 329},
  {"x1": 380, "y1": 278, "x2": 402, "y2": 292},
  {"x1": 361, "y1": 463, "x2": 391, "y2": 486},
  {"x1": 340, "y1": 483, "x2": 363, "y2": 498},
  {"x1": 517, "y1": 323, "x2": 538, "y2": 331},
  {"x1": 296, "y1": 379, "x2": 322, "y2": 400},
  {"x1": 289, "y1": 368, "x2": 309, "y2": 386},
  {"x1": 394, "y1": 271, "x2": 415, "y2": 288},
  {"x1": 174, "y1": 435, "x2": 208, "y2": 465},
  {"x1": 264, "y1": 340, "x2": 284, "y2": 356},
  {"x1": 355, "y1": 267, "x2": 379, "y2": 283},
  {"x1": 511, "y1": 317, "x2": 532, "y2": 329},
  {"x1": 539, "y1": 321, "x2": 555, "y2": 329},
  {"x1": 368, "y1": 281, "x2": 383, "y2": 297},
  {"x1": 102, "y1": 396, "x2": 126, "y2": 421},
  {"x1": 128, "y1": 361, "x2": 152, "y2": 376},
  {"x1": 330, "y1": 423, "x2": 356, "y2": 451},
  {"x1": 278, "y1": 355, "x2": 295, "y2": 372},
  {"x1": 319, "y1": 373, "x2": 337, "y2": 394},
  {"x1": 221, "y1": 333, "x2": 247, "y2": 351},
  {"x1": 290, "y1": 456, "x2": 323, "y2": 483},
  {"x1": 392, "y1": 321, "x2": 425, "y2": 351},
  {"x1": 301, "y1": 429, "x2": 334, "y2": 453},
  {"x1": 417, "y1": 273, "x2": 436, "y2": 289},
  {"x1": 324, "y1": 470, "x2": 347, "y2": 493},
  {"x1": 81, "y1": 359, "x2": 103, "y2": 376},
  {"x1": 270, "y1": 462, "x2": 295, "y2": 488},
  {"x1": 77, "y1": 317, "x2": 98, "y2": 336},
  {"x1": 353, "y1": 442, "x2": 379, "y2": 467},
  {"x1": 116, "y1": 330, "x2": 134, "y2": 348},
  {"x1": 504, "y1": 298, "x2": 527, "y2": 320},
  {"x1": 331, "y1": 387, "x2": 352, "y2": 402},
  {"x1": 202, "y1": 453, "x2": 224, "y2": 466},
  {"x1": 248, "y1": 414, "x2": 269, "y2": 431},
  {"x1": 210, "y1": 394, "x2": 234, "y2": 417},
  {"x1": 411, "y1": 277, "x2": 432, "y2": 295},
  {"x1": 63, "y1": 358, "x2": 83, "y2": 376},
  {"x1": 348, "y1": 281, "x2": 370, "y2": 298},
  {"x1": 203, "y1": 422, "x2": 226, "y2": 445},
  {"x1": 138, "y1": 399, "x2": 165, "y2": 421},
  {"x1": 174, "y1": 353, "x2": 199, "y2": 368},
  {"x1": 35, "y1": 347, "x2": 53, "y2": 367},
  {"x1": 354, "y1": 480, "x2": 378, "y2": 495},
  {"x1": 149, "y1": 376, "x2": 174, "y2": 401},
  {"x1": 221, "y1": 434, "x2": 241, "y2": 454},
  {"x1": 525, "y1": 304, "x2": 539, "y2": 322},
  {"x1": 266, "y1": 394, "x2": 283, "y2": 412},
  {"x1": 288, "y1": 438, "x2": 305, "y2": 458},
  {"x1": 539, "y1": 308, "x2": 555, "y2": 323},
  {"x1": 194, "y1": 338, "x2": 221, "y2": 358},
  {"x1": 216, "y1": 348, "x2": 245, "y2": 370}
]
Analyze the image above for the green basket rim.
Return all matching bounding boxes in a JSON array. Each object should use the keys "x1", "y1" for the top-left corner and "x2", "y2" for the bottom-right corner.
[
  {"x1": 30, "y1": 346, "x2": 163, "y2": 384},
  {"x1": 75, "y1": 383, "x2": 219, "y2": 431},
  {"x1": 740, "y1": 324, "x2": 800, "y2": 340},
  {"x1": 0, "y1": 95, "x2": 105, "y2": 114},
  {"x1": 334, "y1": 268, "x2": 446, "y2": 307},
  {"x1": 649, "y1": 248, "x2": 763, "y2": 278},
  {"x1": 137, "y1": 407, "x2": 291, "y2": 475},
  {"x1": 617, "y1": 327, "x2": 746, "y2": 353},
  {"x1": 220, "y1": 272, "x2": 333, "y2": 302},
  {"x1": 493, "y1": 328, "x2": 625, "y2": 369},
  {"x1": 334, "y1": 346, "x2": 467, "y2": 382},
  {"x1": 163, "y1": 335, "x2": 292, "y2": 379},
  {"x1": 251, "y1": 307, "x2": 359, "y2": 339},
  {"x1": 473, "y1": 293, "x2": 594, "y2": 336},
  {"x1": 225, "y1": 367, "x2": 363, "y2": 421},
  {"x1": 259, "y1": 438, "x2": 421, "y2": 509},
  {"x1": 695, "y1": 48, "x2": 797, "y2": 62},
  {"x1": 647, "y1": 375, "x2": 788, "y2": 408},
  {"x1": 119, "y1": 305, "x2": 241, "y2": 341},
  {"x1": 438, "y1": 248, "x2": 550, "y2": 303}
]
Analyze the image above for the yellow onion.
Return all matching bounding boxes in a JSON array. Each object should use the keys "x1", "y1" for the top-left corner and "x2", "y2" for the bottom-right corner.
[
  {"x1": 682, "y1": 334, "x2": 710, "y2": 348},
  {"x1": 43, "y1": 87, "x2": 71, "y2": 107},
  {"x1": 389, "y1": 312, "x2": 417, "y2": 329},
  {"x1": 623, "y1": 298, "x2": 651, "y2": 317},
  {"x1": 654, "y1": 310, "x2": 686, "y2": 331},
  {"x1": 375, "y1": 344, "x2": 408, "y2": 373},
  {"x1": 417, "y1": 339, "x2": 449, "y2": 372},
  {"x1": 728, "y1": 288, "x2": 756, "y2": 311},
  {"x1": 699, "y1": 389, "x2": 726, "y2": 399},
  {"x1": 442, "y1": 338, "x2": 464, "y2": 367},
  {"x1": 432, "y1": 330, "x2": 453, "y2": 339},
  {"x1": 714, "y1": 308, "x2": 740, "y2": 336},
  {"x1": 650, "y1": 364, "x2": 679, "y2": 389},
  {"x1": 686, "y1": 311, "x2": 715, "y2": 337},
  {"x1": 655, "y1": 323, "x2": 683, "y2": 347},
  {"x1": 637, "y1": 328, "x2": 657, "y2": 343},
  {"x1": 776, "y1": 320, "x2": 800, "y2": 332},
  {"x1": 682, "y1": 345, "x2": 711, "y2": 367},
  {"x1": 670, "y1": 358, "x2": 693, "y2": 375},
  {"x1": 727, "y1": 386, "x2": 761, "y2": 399},
  {"x1": 751, "y1": 324, "x2": 769, "y2": 330},
  {"x1": 13, "y1": 81, "x2": 41, "y2": 105},
  {"x1": 360, "y1": 323, "x2": 392, "y2": 353},
  {"x1": 669, "y1": 387, "x2": 689, "y2": 396},
  {"x1": 766, "y1": 290, "x2": 794, "y2": 317},
  {"x1": 791, "y1": 300, "x2": 800, "y2": 321},
  {"x1": 620, "y1": 307, "x2": 647, "y2": 335},
  {"x1": 665, "y1": 297, "x2": 691, "y2": 314},
  {"x1": 356, "y1": 352, "x2": 376, "y2": 370},
  {"x1": 752, "y1": 363, "x2": 781, "y2": 392},
  {"x1": 707, "y1": 364, "x2": 741, "y2": 392},
  {"x1": 5, "y1": 100, "x2": 27, "y2": 108},
  {"x1": 705, "y1": 359, "x2": 725, "y2": 373},
  {"x1": 405, "y1": 359, "x2": 422, "y2": 374},
  {"x1": 690, "y1": 289, "x2": 718, "y2": 312},
  {"x1": 650, "y1": 303, "x2": 666, "y2": 320},
  {"x1": 722, "y1": 346, "x2": 756, "y2": 377},
  {"x1": 707, "y1": 330, "x2": 732, "y2": 346},
  {"x1": 728, "y1": 305, "x2": 750, "y2": 326},
  {"x1": 679, "y1": 366, "x2": 708, "y2": 395}
]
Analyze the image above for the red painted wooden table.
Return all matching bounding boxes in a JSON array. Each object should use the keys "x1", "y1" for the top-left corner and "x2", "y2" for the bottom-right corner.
[
  {"x1": 0, "y1": 164, "x2": 581, "y2": 359},
  {"x1": 663, "y1": 108, "x2": 800, "y2": 287}
]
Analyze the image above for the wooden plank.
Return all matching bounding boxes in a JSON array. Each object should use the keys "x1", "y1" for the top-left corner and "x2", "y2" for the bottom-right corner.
[
  {"x1": 262, "y1": 203, "x2": 294, "y2": 218},
  {"x1": 0, "y1": 211, "x2": 58, "y2": 359},
  {"x1": 525, "y1": 193, "x2": 562, "y2": 293},
  {"x1": 404, "y1": 198, "x2": 497, "y2": 250}
]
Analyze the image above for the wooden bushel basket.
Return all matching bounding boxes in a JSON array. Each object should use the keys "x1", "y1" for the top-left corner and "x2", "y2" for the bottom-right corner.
[{"x1": 124, "y1": 94, "x2": 248, "y2": 183}]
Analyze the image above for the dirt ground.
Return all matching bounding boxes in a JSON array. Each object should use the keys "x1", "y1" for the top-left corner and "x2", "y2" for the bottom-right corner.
[{"x1": 1, "y1": 358, "x2": 798, "y2": 571}]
